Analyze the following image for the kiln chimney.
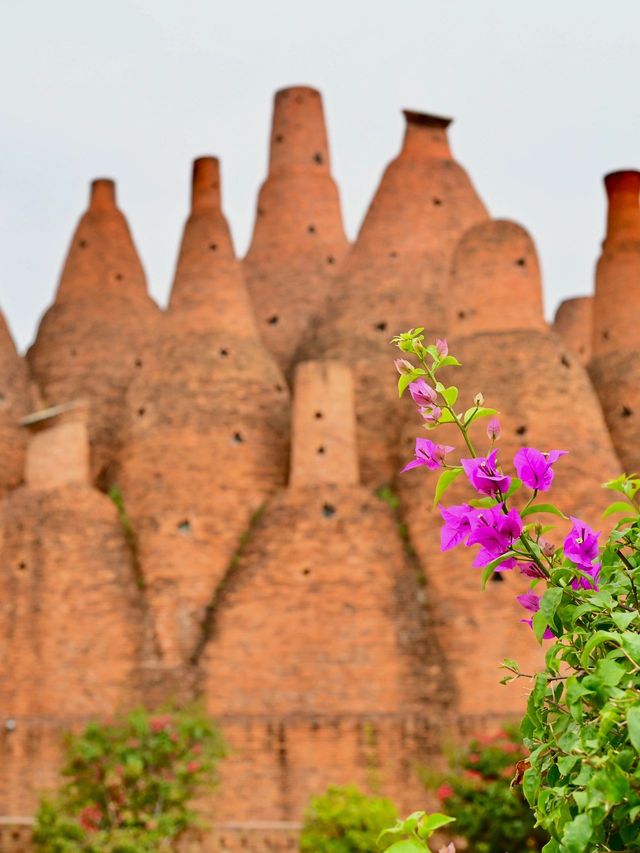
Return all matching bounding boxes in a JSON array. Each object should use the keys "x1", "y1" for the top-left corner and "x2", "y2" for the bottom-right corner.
[
  {"x1": 289, "y1": 360, "x2": 359, "y2": 487},
  {"x1": 244, "y1": 85, "x2": 348, "y2": 373},
  {"x1": 0, "y1": 310, "x2": 30, "y2": 493},
  {"x1": 553, "y1": 296, "x2": 592, "y2": 366},
  {"x1": 21, "y1": 401, "x2": 90, "y2": 491},
  {"x1": 191, "y1": 156, "x2": 221, "y2": 213}
]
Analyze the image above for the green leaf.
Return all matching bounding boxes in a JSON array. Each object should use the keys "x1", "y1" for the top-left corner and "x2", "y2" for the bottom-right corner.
[
  {"x1": 627, "y1": 706, "x2": 640, "y2": 752},
  {"x1": 621, "y1": 630, "x2": 640, "y2": 663},
  {"x1": 521, "y1": 503, "x2": 567, "y2": 519},
  {"x1": 433, "y1": 467, "x2": 463, "y2": 507},
  {"x1": 539, "y1": 587, "x2": 564, "y2": 624},
  {"x1": 437, "y1": 409, "x2": 457, "y2": 424},
  {"x1": 420, "y1": 813, "x2": 455, "y2": 836},
  {"x1": 579, "y1": 631, "x2": 619, "y2": 667},
  {"x1": 398, "y1": 370, "x2": 425, "y2": 398},
  {"x1": 611, "y1": 611, "x2": 638, "y2": 631},
  {"x1": 438, "y1": 355, "x2": 461, "y2": 367},
  {"x1": 442, "y1": 386, "x2": 458, "y2": 406},
  {"x1": 533, "y1": 609, "x2": 550, "y2": 643},
  {"x1": 462, "y1": 406, "x2": 498, "y2": 426},
  {"x1": 504, "y1": 477, "x2": 523, "y2": 498},
  {"x1": 384, "y1": 843, "x2": 425, "y2": 853},
  {"x1": 542, "y1": 841, "x2": 560, "y2": 853},
  {"x1": 602, "y1": 500, "x2": 638, "y2": 518},
  {"x1": 481, "y1": 551, "x2": 517, "y2": 589},
  {"x1": 561, "y1": 814, "x2": 593, "y2": 853}
]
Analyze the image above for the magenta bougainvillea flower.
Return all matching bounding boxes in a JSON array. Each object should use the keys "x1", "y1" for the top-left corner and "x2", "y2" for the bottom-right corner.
[
  {"x1": 461, "y1": 450, "x2": 511, "y2": 496},
  {"x1": 467, "y1": 506, "x2": 523, "y2": 568},
  {"x1": 563, "y1": 517, "x2": 600, "y2": 566},
  {"x1": 486, "y1": 417, "x2": 501, "y2": 441},
  {"x1": 514, "y1": 447, "x2": 567, "y2": 492},
  {"x1": 517, "y1": 591, "x2": 554, "y2": 639},
  {"x1": 401, "y1": 437, "x2": 455, "y2": 473},
  {"x1": 518, "y1": 561, "x2": 547, "y2": 579},
  {"x1": 436, "y1": 338, "x2": 448, "y2": 357},
  {"x1": 571, "y1": 561, "x2": 601, "y2": 591},
  {"x1": 439, "y1": 503, "x2": 478, "y2": 551},
  {"x1": 420, "y1": 405, "x2": 442, "y2": 423},
  {"x1": 408, "y1": 378, "x2": 437, "y2": 407}
]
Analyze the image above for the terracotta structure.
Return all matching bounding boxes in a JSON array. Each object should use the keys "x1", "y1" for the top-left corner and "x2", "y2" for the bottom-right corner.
[
  {"x1": 201, "y1": 359, "x2": 448, "y2": 821},
  {"x1": 27, "y1": 179, "x2": 160, "y2": 484},
  {"x1": 553, "y1": 296, "x2": 593, "y2": 366},
  {"x1": 0, "y1": 87, "x2": 634, "y2": 843},
  {"x1": 244, "y1": 87, "x2": 348, "y2": 374},
  {"x1": 0, "y1": 403, "x2": 147, "y2": 815},
  {"x1": 398, "y1": 219, "x2": 621, "y2": 728},
  {"x1": 305, "y1": 110, "x2": 488, "y2": 485},
  {"x1": 117, "y1": 158, "x2": 290, "y2": 670},
  {"x1": 589, "y1": 171, "x2": 640, "y2": 472},
  {"x1": 0, "y1": 312, "x2": 31, "y2": 493}
]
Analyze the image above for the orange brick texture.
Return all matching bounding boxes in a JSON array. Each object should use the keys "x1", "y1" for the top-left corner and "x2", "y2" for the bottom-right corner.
[
  {"x1": 304, "y1": 111, "x2": 488, "y2": 486},
  {"x1": 589, "y1": 170, "x2": 640, "y2": 472},
  {"x1": 0, "y1": 87, "x2": 634, "y2": 841}
]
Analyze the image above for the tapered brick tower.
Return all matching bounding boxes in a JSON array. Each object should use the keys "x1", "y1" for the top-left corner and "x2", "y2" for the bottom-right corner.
[
  {"x1": 0, "y1": 403, "x2": 146, "y2": 814},
  {"x1": 200, "y1": 360, "x2": 448, "y2": 821},
  {"x1": 244, "y1": 86, "x2": 349, "y2": 374},
  {"x1": 553, "y1": 296, "x2": 593, "y2": 366},
  {"x1": 0, "y1": 311, "x2": 31, "y2": 493},
  {"x1": 589, "y1": 171, "x2": 640, "y2": 471},
  {"x1": 398, "y1": 219, "x2": 620, "y2": 731},
  {"x1": 117, "y1": 158, "x2": 290, "y2": 672},
  {"x1": 304, "y1": 110, "x2": 488, "y2": 485},
  {"x1": 27, "y1": 179, "x2": 160, "y2": 484}
]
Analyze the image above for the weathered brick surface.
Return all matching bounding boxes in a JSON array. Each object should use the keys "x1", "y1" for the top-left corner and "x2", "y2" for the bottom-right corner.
[
  {"x1": 553, "y1": 296, "x2": 592, "y2": 366},
  {"x1": 398, "y1": 219, "x2": 621, "y2": 725},
  {"x1": 589, "y1": 170, "x2": 640, "y2": 472},
  {"x1": 305, "y1": 111, "x2": 488, "y2": 486},
  {"x1": 0, "y1": 411, "x2": 148, "y2": 814},
  {"x1": 244, "y1": 87, "x2": 348, "y2": 374},
  {"x1": 27, "y1": 179, "x2": 161, "y2": 484},
  {"x1": 116, "y1": 159, "x2": 290, "y2": 669},
  {"x1": 0, "y1": 313, "x2": 30, "y2": 494}
]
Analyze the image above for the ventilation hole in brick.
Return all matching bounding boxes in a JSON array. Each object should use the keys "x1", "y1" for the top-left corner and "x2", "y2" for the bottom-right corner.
[
  {"x1": 317, "y1": 445, "x2": 326, "y2": 455},
  {"x1": 134, "y1": 358, "x2": 143, "y2": 368},
  {"x1": 115, "y1": 272, "x2": 123, "y2": 281},
  {"x1": 326, "y1": 255, "x2": 335, "y2": 265},
  {"x1": 375, "y1": 321, "x2": 388, "y2": 331},
  {"x1": 275, "y1": 134, "x2": 284, "y2": 143},
  {"x1": 602, "y1": 330, "x2": 610, "y2": 340},
  {"x1": 322, "y1": 503, "x2": 336, "y2": 518},
  {"x1": 275, "y1": 383, "x2": 284, "y2": 392},
  {"x1": 79, "y1": 239, "x2": 87, "y2": 248},
  {"x1": 267, "y1": 315, "x2": 279, "y2": 325},
  {"x1": 621, "y1": 406, "x2": 633, "y2": 418},
  {"x1": 219, "y1": 348, "x2": 229, "y2": 357},
  {"x1": 315, "y1": 411, "x2": 323, "y2": 419},
  {"x1": 308, "y1": 224, "x2": 316, "y2": 234},
  {"x1": 457, "y1": 310, "x2": 466, "y2": 320},
  {"x1": 18, "y1": 561, "x2": 26, "y2": 571},
  {"x1": 560, "y1": 354, "x2": 571, "y2": 368},
  {"x1": 432, "y1": 197, "x2": 443, "y2": 206},
  {"x1": 138, "y1": 407, "x2": 146, "y2": 417},
  {"x1": 516, "y1": 257, "x2": 526, "y2": 267},
  {"x1": 257, "y1": 207, "x2": 265, "y2": 217},
  {"x1": 491, "y1": 572, "x2": 504, "y2": 583},
  {"x1": 177, "y1": 520, "x2": 191, "y2": 534},
  {"x1": 233, "y1": 431, "x2": 244, "y2": 443},
  {"x1": 302, "y1": 568, "x2": 311, "y2": 576},
  {"x1": 313, "y1": 152, "x2": 324, "y2": 165},
  {"x1": 209, "y1": 243, "x2": 218, "y2": 251},
  {"x1": 389, "y1": 250, "x2": 398, "y2": 258},
  {"x1": 12, "y1": 831, "x2": 20, "y2": 840},
  {"x1": 516, "y1": 425, "x2": 527, "y2": 436}
]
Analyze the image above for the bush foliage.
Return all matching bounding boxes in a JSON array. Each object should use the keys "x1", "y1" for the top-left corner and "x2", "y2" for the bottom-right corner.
[{"x1": 300, "y1": 784, "x2": 398, "y2": 852}]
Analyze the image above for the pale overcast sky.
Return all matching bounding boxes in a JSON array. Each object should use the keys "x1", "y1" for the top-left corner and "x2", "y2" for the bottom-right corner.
[{"x1": 1, "y1": 1, "x2": 639, "y2": 351}]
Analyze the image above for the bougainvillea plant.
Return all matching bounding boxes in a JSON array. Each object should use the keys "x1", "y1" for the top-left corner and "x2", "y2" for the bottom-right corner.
[
  {"x1": 33, "y1": 707, "x2": 226, "y2": 852},
  {"x1": 379, "y1": 810, "x2": 456, "y2": 852},
  {"x1": 392, "y1": 329, "x2": 640, "y2": 853},
  {"x1": 428, "y1": 725, "x2": 548, "y2": 852}
]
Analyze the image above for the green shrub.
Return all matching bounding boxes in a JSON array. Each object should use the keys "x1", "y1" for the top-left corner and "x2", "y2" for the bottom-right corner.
[
  {"x1": 33, "y1": 706, "x2": 225, "y2": 852},
  {"x1": 426, "y1": 727, "x2": 547, "y2": 853},
  {"x1": 300, "y1": 784, "x2": 398, "y2": 852}
]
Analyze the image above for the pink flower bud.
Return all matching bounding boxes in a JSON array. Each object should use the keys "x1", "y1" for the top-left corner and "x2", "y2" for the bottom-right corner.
[
  {"x1": 487, "y1": 417, "x2": 501, "y2": 441},
  {"x1": 394, "y1": 358, "x2": 415, "y2": 375},
  {"x1": 474, "y1": 392, "x2": 484, "y2": 406},
  {"x1": 436, "y1": 338, "x2": 448, "y2": 358}
]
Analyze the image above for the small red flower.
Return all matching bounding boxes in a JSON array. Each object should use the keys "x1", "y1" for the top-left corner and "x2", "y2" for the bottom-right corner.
[
  {"x1": 150, "y1": 714, "x2": 173, "y2": 733},
  {"x1": 186, "y1": 760, "x2": 200, "y2": 774},
  {"x1": 464, "y1": 769, "x2": 484, "y2": 782},
  {"x1": 437, "y1": 784, "x2": 454, "y2": 800},
  {"x1": 79, "y1": 805, "x2": 102, "y2": 832}
]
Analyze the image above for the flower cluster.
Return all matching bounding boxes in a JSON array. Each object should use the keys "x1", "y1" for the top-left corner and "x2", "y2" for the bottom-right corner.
[{"x1": 395, "y1": 333, "x2": 600, "y2": 639}]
